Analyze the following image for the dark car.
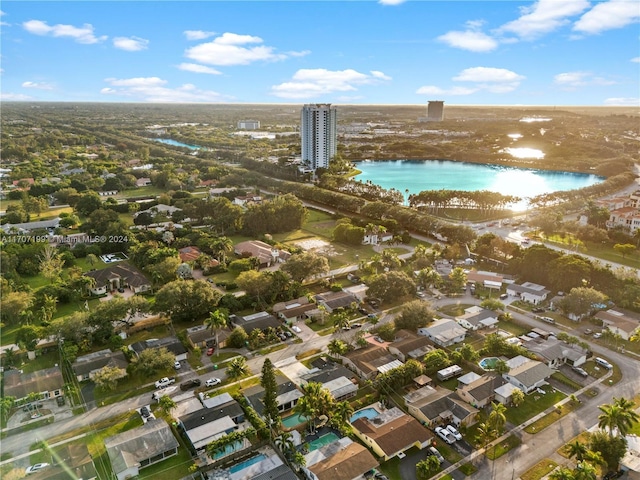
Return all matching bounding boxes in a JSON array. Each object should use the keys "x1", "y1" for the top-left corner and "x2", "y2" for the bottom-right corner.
[
  {"x1": 140, "y1": 406, "x2": 151, "y2": 418},
  {"x1": 351, "y1": 323, "x2": 362, "y2": 328},
  {"x1": 180, "y1": 379, "x2": 202, "y2": 391},
  {"x1": 56, "y1": 396, "x2": 65, "y2": 407},
  {"x1": 22, "y1": 403, "x2": 43, "y2": 412}
]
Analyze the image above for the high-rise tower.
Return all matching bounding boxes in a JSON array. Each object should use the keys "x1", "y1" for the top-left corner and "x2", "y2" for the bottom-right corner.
[
  {"x1": 301, "y1": 104, "x2": 337, "y2": 170},
  {"x1": 427, "y1": 101, "x2": 445, "y2": 122}
]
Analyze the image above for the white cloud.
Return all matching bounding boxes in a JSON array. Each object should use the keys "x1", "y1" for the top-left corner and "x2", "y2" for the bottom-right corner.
[
  {"x1": 113, "y1": 36, "x2": 149, "y2": 51},
  {"x1": 185, "y1": 32, "x2": 306, "y2": 66},
  {"x1": 499, "y1": 0, "x2": 590, "y2": 39},
  {"x1": 184, "y1": 30, "x2": 216, "y2": 41},
  {"x1": 416, "y1": 85, "x2": 478, "y2": 95},
  {"x1": 574, "y1": 0, "x2": 640, "y2": 34},
  {"x1": 101, "y1": 77, "x2": 227, "y2": 102},
  {"x1": 437, "y1": 29, "x2": 499, "y2": 52},
  {"x1": 453, "y1": 67, "x2": 525, "y2": 83},
  {"x1": 287, "y1": 50, "x2": 311, "y2": 58},
  {"x1": 22, "y1": 81, "x2": 54, "y2": 90},
  {"x1": 0, "y1": 9, "x2": 9, "y2": 26},
  {"x1": 554, "y1": 71, "x2": 617, "y2": 88},
  {"x1": 378, "y1": 0, "x2": 407, "y2": 4},
  {"x1": 632, "y1": 57, "x2": 640, "y2": 63},
  {"x1": 418, "y1": 66, "x2": 525, "y2": 96},
  {"x1": 604, "y1": 97, "x2": 640, "y2": 106},
  {"x1": 22, "y1": 19, "x2": 107, "y2": 44},
  {"x1": 177, "y1": 63, "x2": 222, "y2": 75},
  {"x1": 271, "y1": 68, "x2": 391, "y2": 99},
  {"x1": 1, "y1": 92, "x2": 34, "y2": 100}
]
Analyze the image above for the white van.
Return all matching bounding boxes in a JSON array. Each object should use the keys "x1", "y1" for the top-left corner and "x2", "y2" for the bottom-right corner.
[
  {"x1": 540, "y1": 316, "x2": 555, "y2": 324},
  {"x1": 595, "y1": 357, "x2": 613, "y2": 369}
]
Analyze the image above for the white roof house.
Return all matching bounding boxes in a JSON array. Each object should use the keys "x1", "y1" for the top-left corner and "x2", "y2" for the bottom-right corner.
[{"x1": 418, "y1": 319, "x2": 466, "y2": 347}]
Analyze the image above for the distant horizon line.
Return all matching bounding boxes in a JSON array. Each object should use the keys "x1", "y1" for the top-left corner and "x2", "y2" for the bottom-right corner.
[{"x1": 2, "y1": 100, "x2": 638, "y2": 109}]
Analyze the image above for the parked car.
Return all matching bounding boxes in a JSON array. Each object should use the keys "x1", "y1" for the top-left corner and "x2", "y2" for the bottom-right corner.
[
  {"x1": 22, "y1": 403, "x2": 43, "y2": 412},
  {"x1": 180, "y1": 379, "x2": 202, "y2": 391},
  {"x1": 446, "y1": 424, "x2": 462, "y2": 440},
  {"x1": 595, "y1": 357, "x2": 613, "y2": 369},
  {"x1": 374, "y1": 474, "x2": 389, "y2": 480},
  {"x1": 56, "y1": 396, "x2": 65, "y2": 406},
  {"x1": 140, "y1": 406, "x2": 151, "y2": 418},
  {"x1": 435, "y1": 426, "x2": 456, "y2": 444},
  {"x1": 155, "y1": 377, "x2": 176, "y2": 389},
  {"x1": 206, "y1": 378, "x2": 221, "y2": 387},
  {"x1": 593, "y1": 332, "x2": 602, "y2": 339},
  {"x1": 367, "y1": 313, "x2": 378, "y2": 320},
  {"x1": 373, "y1": 336, "x2": 384, "y2": 343},
  {"x1": 174, "y1": 361, "x2": 182, "y2": 369},
  {"x1": 572, "y1": 367, "x2": 588, "y2": 377},
  {"x1": 427, "y1": 446, "x2": 444, "y2": 462},
  {"x1": 26, "y1": 463, "x2": 50, "y2": 474},
  {"x1": 540, "y1": 316, "x2": 555, "y2": 324},
  {"x1": 206, "y1": 347, "x2": 214, "y2": 356},
  {"x1": 351, "y1": 323, "x2": 362, "y2": 328},
  {"x1": 291, "y1": 326, "x2": 302, "y2": 333},
  {"x1": 342, "y1": 326, "x2": 351, "y2": 331}
]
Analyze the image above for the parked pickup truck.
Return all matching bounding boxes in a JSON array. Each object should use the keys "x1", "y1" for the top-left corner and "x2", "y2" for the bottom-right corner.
[{"x1": 155, "y1": 377, "x2": 176, "y2": 389}]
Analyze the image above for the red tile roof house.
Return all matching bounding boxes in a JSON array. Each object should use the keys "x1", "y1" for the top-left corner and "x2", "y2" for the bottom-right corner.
[
  {"x1": 350, "y1": 406, "x2": 432, "y2": 461},
  {"x1": 4, "y1": 366, "x2": 65, "y2": 404},
  {"x1": 234, "y1": 240, "x2": 291, "y2": 268}
]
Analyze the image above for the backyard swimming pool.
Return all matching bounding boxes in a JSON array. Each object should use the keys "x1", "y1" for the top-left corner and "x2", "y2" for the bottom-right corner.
[
  {"x1": 479, "y1": 357, "x2": 500, "y2": 370},
  {"x1": 349, "y1": 407, "x2": 379, "y2": 423},
  {"x1": 282, "y1": 413, "x2": 308, "y2": 428},
  {"x1": 229, "y1": 454, "x2": 266, "y2": 474},
  {"x1": 307, "y1": 433, "x2": 340, "y2": 452}
]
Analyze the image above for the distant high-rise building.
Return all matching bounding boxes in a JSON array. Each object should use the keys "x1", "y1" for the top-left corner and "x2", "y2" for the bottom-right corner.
[
  {"x1": 237, "y1": 120, "x2": 260, "y2": 130},
  {"x1": 427, "y1": 101, "x2": 445, "y2": 122},
  {"x1": 301, "y1": 104, "x2": 337, "y2": 170}
]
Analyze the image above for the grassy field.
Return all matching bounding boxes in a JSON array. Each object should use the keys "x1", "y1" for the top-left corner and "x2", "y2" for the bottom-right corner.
[
  {"x1": 521, "y1": 459, "x2": 558, "y2": 480},
  {"x1": 524, "y1": 398, "x2": 582, "y2": 434},
  {"x1": 545, "y1": 234, "x2": 640, "y2": 270},
  {"x1": 505, "y1": 387, "x2": 566, "y2": 426}
]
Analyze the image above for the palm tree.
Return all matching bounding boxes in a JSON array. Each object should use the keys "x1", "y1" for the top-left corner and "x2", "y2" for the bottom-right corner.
[
  {"x1": 598, "y1": 397, "x2": 639, "y2": 437},
  {"x1": 566, "y1": 440, "x2": 588, "y2": 462},
  {"x1": 475, "y1": 421, "x2": 496, "y2": 452},
  {"x1": 488, "y1": 402, "x2": 507, "y2": 436},
  {"x1": 332, "y1": 401, "x2": 354, "y2": 431},
  {"x1": 416, "y1": 456, "x2": 441, "y2": 479},
  {"x1": 205, "y1": 310, "x2": 228, "y2": 357},
  {"x1": 574, "y1": 461, "x2": 597, "y2": 480},
  {"x1": 275, "y1": 431, "x2": 296, "y2": 460},
  {"x1": 226, "y1": 357, "x2": 249, "y2": 381},
  {"x1": 333, "y1": 310, "x2": 350, "y2": 334}
]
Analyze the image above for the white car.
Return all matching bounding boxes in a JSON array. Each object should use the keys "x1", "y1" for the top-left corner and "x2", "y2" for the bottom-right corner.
[
  {"x1": 446, "y1": 424, "x2": 462, "y2": 441},
  {"x1": 435, "y1": 426, "x2": 456, "y2": 444},
  {"x1": 26, "y1": 463, "x2": 50, "y2": 474},
  {"x1": 174, "y1": 361, "x2": 181, "y2": 369},
  {"x1": 206, "y1": 378, "x2": 221, "y2": 387},
  {"x1": 291, "y1": 326, "x2": 302, "y2": 333}
]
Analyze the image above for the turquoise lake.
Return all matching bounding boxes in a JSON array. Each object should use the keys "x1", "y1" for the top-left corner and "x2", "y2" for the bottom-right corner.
[{"x1": 354, "y1": 159, "x2": 603, "y2": 202}]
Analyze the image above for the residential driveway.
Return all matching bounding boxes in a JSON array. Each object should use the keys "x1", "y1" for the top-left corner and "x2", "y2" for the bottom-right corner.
[{"x1": 397, "y1": 448, "x2": 466, "y2": 480}]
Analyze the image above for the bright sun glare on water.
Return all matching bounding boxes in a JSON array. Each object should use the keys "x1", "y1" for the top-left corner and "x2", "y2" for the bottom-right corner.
[{"x1": 501, "y1": 147, "x2": 545, "y2": 159}]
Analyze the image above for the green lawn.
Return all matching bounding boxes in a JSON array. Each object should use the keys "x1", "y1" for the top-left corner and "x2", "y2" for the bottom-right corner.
[
  {"x1": 18, "y1": 350, "x2": 61, "y2": 373},
  {"x1": 525, "y1": 399, "x2": 582, "y2": 434},
  {"x1": 439, "y1": 304, "x2": 475, "y2": 317},
  {"x1": 505, "y1": 387, "x2": 566, "y2": 426},
  {"x1": 521, "y1": 459, "x2": 558, "y2": 480}
]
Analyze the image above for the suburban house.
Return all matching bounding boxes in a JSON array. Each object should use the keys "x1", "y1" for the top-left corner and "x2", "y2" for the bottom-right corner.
[
  {"x1": 234, "y1": 240, "x2": 291, "y2": 268},
  {"x1": 607, "y1": 207, "x2": 640, "y2": 233},
  {"x1": 27, "y1": 443, "x2": 97, "y2": 480},
  {"x1": 502, "y1": 355, "x2": 554, "y2": 394},
  {"x1": 456, "y1": 306, "x2": 500, "y2": 331},
  {"x1": 178, "y1": 245, "x2": 217, "y2": 266},
  {"x1": 300, "y1": 360, "x2": 359, "y2": 402},
  {"x1": 178, "y1": 393, "x2": 246, "y2": 456},
  {"x1": 315, "y1": 291, "x2": 360, "y2": 313},
  {"x1": 272, "y1": 297, "x2": 317, "y2": 324},
  {"x1": 305, "y1": 437, "x2": 379, "y2": 480},
  {"x1": 234, "y1": 194, "x2": 263, "y2": 206},
  {"x1": 72, "y1": 349, "x2": 128, "y2": 382},
  {"x1": 525, "y1": 337, "x2": 587, "y2": 368},
  {"x1": 494, "y1": 383, "x2": 522, "y2": 405},
  {"x1": 466, "y1": 270, "x2": 504, "y2": 290},
  {"x1": 456, "y1": 374, "x2": 507, "y2": 409},
  {"x1": 506, "y1": 282, "x2": 550, "y2": 305},
  {"x1": 362, "y1": 231, "x2": 394, "y2": 245},
  {"x1": 134, "y1": 203, "x2": 182, "y2": 219},
  {"x1": 341, "y1": 345, "x2": 403, "y2": 380},
  {"x1": 596, "y1": 308, "x2": 640, "y2": 341},
  {"x1": 418, "y1": 319, "x2": 466, "y2": 347},
  {"x1": 129, "y1": 336, "x2": 188, "y2": 362},
  {"x1": 4, "y1": 366, "x2": 65, "y2": 404},
  {"x1": 0, "y1": 217, "x2": 61, "y2": 234},
  {"x1": 135, "y1": 177, "x2": 152, "y2": 187},
  {"x1": 387, "y1": 330, "x2": 433, "y2": 362},
  {"x1": 350, "y1": 406, "x2": 432, "y2": 461},
  {"x1": 85, "y1": 263, "x2": 151, "y2": 295},
  {"x1": 230, "y1": 311, "x2": 281, "y2": 335},
  {"x1": 186, "y1": 324, "x2": 230, "y2": 349},
  {"x1": 405, "y1": 385, "x2": 478, "y2": 428},
  {"x1": 104, "y1": 419, "x2": 179, "y2": 480},
  {"x1": 244, "y1": 375, "x2": 303, "y2": 415}
]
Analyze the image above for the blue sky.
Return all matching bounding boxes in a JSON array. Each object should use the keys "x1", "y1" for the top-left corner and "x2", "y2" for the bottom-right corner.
[{"x1": 1, "y1": 1, "x2": 639, "y2": 105}]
